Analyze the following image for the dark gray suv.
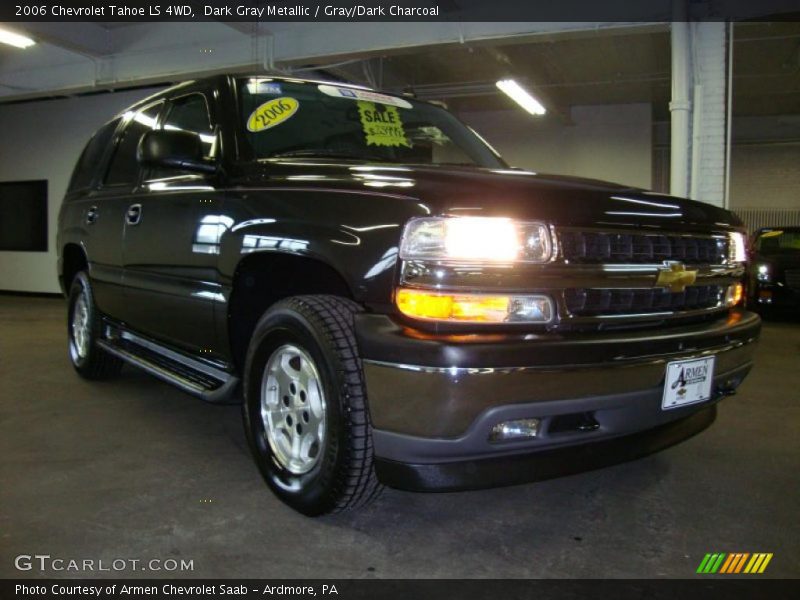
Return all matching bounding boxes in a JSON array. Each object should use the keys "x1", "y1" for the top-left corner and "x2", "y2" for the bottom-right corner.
[{"x1": 57, "y1": 75, "x2": 760, "y2": 515}]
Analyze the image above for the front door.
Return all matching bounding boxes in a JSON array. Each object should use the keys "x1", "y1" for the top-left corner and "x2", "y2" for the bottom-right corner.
[{"x1": 121, "y1": 90, "x2": 224, "y2": 356}]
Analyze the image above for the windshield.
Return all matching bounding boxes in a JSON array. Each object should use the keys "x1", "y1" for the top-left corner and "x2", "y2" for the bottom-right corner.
[
  {"x1": 755, "y1": 230, "x2": 800, "y2": 253},
  {"x1": 236, "y1": 78, "x2": 504, "y2": 168}
]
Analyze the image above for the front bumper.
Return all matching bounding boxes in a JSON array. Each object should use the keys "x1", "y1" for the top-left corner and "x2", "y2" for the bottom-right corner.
[{"x1": 355, "y1": 309, "x2": 760, "y2": 491}]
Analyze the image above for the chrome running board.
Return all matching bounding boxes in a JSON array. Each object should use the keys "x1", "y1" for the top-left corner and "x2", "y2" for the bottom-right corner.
[{"x1": 97, "y1": 327, "x2": 239, "y2": 403}]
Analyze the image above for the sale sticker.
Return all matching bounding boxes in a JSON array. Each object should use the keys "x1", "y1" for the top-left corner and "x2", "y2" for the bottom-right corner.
[
  {"x1": 246, "y1": 97, "x2": 299, "y2": 132},
  {"x1": 357, "y1": 101, "x2": 411, "y2": 148}
]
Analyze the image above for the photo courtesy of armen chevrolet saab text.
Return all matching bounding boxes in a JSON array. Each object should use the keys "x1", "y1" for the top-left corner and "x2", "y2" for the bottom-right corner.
[{"x1": 57, "y1": 75, "x2": 760, "y2": 516}]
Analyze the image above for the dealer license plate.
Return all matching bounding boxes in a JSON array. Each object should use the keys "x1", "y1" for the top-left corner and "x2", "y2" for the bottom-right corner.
[{"x1": 662, "y1": 356, "x2": 716, "y2": 410}]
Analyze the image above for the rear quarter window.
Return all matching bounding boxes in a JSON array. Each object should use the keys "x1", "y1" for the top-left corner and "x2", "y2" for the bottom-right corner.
[
  {"x1": 67, "y1": 118, "x2": 120, "y2": 194},
  {"x1": 103, "y1": 102, "x2": 163, "y2": 187}
]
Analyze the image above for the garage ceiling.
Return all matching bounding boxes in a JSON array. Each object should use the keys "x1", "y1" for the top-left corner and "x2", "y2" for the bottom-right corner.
[
  {"x1": 331, "y1": 22, "x2": 800, "y2": 120},
  {"x1": 733, "y1": 22, "x2": 800, "y2": 117},
  {"x1": 0, "y1": 21, "x2": 622, "y2": 98},
  {"x1": 0, "y1": 21, "x2": 798, "y2": 120},
  {"x1": 354, "y1": 26, "x2": 673, "y2": 117}
]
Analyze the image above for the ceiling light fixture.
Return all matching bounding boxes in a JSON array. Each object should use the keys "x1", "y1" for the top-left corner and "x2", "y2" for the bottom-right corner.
[
  {"x1": 496, "y1": 79, "x2": 546, "y2": 116},
  {"x1": 0, "y1": 27, "x2": 36, "y2": 49}
]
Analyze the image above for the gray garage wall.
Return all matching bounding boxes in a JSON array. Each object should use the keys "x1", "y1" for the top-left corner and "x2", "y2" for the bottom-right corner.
[
  {"x1": 728, "y1": 114, "x2": 800, "y2": 210},
  {"x1": 459, "y1": 103, "x2": 653, "y2": 189},
  {"x1": 652, "y1": 115, "x2": 800, "y2": 212},
  {"x1": 0, "y1": 88, "x2": 163, "y2": 294},
  {"x1": 730, "y1": 144, "x2": 800, "y2": 209}
]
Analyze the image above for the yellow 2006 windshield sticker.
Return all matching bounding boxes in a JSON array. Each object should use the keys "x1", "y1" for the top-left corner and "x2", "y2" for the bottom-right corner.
[
  {"x1": 247, "y1": 97, "x2": 299, "y2": 132},
  {"x1": 357, "y1": 101, "x2": 411, "y2": 148}
]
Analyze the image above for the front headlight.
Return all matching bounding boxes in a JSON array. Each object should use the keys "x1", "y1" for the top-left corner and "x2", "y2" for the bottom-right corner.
[
  {"x1": 399, "y1": 217, "x2": 552, "y2": 263},
  {"x1": 729, "y1": 232, "x2": 747, "y2": 263},
  {"x1": 756, "y1": 264, "x2": 771, "y2": 282}
]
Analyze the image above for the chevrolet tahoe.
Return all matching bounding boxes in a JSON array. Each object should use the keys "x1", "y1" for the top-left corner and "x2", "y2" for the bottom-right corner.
[{"x1": 57, "y1": 75, "x2": 760, "y2": 515}]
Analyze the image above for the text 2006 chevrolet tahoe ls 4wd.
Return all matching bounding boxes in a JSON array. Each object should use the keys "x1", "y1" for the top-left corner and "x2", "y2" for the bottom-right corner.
[{"x1": 57, "y1": 75, "x2": 760, "y2": 515}]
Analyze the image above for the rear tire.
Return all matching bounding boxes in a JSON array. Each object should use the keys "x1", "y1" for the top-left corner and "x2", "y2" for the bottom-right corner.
[
  {"x1": 243, "y1": 295, "x2": 382, "y2": 516},
  {"x1": 67, "y1": 271, "x2": 123, "y2": 379}
]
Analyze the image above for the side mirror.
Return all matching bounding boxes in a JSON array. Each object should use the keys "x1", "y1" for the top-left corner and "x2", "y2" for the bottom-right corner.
[{"x1": 137, "y1": 129, "x2": 217, "y2": 174}]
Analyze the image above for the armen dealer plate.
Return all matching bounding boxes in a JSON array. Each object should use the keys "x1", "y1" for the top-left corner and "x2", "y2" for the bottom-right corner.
[{"x1": 662, "y1": 356, "x2": 716, "y2": 410}]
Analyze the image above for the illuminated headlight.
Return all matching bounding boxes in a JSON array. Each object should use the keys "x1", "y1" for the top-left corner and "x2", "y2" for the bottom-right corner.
[
  {"x1": 728, "y1": 232, "x2": 747, "y2": 263},
  {"x1": 400, "y1": 217, "x2": 552, "y2": 263},
  {"x1": 756, "y1": 264, "x2": 770, "y2": 282}
]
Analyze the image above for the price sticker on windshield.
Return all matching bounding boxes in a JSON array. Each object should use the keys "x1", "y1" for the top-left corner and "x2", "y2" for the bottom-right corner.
[
  {"x1": 357, "y1": 101, "x2": 411, "y2": 148},
  {"x1": 247, "y1": 97, "x2": 299, "y2": 132}
]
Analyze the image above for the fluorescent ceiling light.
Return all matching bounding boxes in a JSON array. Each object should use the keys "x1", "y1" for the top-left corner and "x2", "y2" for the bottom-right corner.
[
  {"x1": 0, "y1": 28, "x2": 36, "y2": 49},
  {"x1": 496, "y1": 79, "x2": 546, "y2": 116}
]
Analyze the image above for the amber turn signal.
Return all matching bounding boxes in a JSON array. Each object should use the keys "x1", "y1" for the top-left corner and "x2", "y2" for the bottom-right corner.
[
  {"x1": 726, "y1": 283, "x2": 744, "y2": 307},
  {"x1": 396, "y1": 288, "x2": 554, "y2": 323}
]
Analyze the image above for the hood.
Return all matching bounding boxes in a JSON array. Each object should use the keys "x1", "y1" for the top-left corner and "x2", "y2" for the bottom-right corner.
[{"x1": 237, "y1": 160, "x2": 742, "y2": 233}]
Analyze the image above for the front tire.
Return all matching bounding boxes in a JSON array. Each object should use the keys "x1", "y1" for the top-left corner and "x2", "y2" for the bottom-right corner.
[
  {"x1": 243, "y1": 295, "x2": 381, "y2": 516},
  {"x1": 67, "y1": 271, "x2": 123, "y2": 379}
]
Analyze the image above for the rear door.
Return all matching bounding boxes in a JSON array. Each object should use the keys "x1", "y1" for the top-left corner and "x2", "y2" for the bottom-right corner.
[
  {"x1": 89, "y1": 101, "x2": 164, "y2": 323},
  {"x1": 62, "y1": 118, "x2": 123, "y2": 314},
  {"x1": 120, "y1": 86, "x2": 225, "y2": 355}
]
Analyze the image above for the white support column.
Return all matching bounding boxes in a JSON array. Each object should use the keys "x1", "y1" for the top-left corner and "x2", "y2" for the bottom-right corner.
[
  {"x1": 691, "y1": 22, "x2": 728, "y2": 207},
  {"x1": 670, "y1": 11, "x2": 729, "y2": 206},
  {"x1": 670, "y1": 19, "x2": 692, "y2": 199}
]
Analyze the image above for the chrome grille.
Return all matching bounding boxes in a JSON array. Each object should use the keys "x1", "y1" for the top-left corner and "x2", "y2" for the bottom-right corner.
[
  {"x1": 564, "y1": 285, "x2": 725, "y2": 317},
  {"x1": 559, "y1": 231, "x2": 728, "y2": 264},
  {"x1": 786, "y1": 270, "x2": 800, "y2": 290}
]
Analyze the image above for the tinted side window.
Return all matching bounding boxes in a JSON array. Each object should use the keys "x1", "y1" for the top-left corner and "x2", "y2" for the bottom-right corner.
[
  {"x1": 104, "y1": 102, "x2": 163, "y2": 186},
  {"x1": 68, "y1": 118, "x2": 120, "y2": 193},
  {"x1": 163, "y1": 94, "x2": 216, "y2": 158}
]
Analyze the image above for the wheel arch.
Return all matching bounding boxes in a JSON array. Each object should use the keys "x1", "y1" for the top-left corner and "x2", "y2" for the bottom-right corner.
[
  {"x1": 61, "y1": 243, "x2": 88, "y2": 295},
  {"x1": 228, "y1": 252, "x2": 354, "y2": 371}
]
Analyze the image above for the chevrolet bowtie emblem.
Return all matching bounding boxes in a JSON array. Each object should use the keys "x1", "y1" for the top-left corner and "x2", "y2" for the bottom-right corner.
[{"x1": 655, "y1": 261, "x2": 697, "y2": 293}]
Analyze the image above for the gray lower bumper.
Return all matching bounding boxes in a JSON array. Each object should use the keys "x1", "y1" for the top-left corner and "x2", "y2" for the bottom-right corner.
[
  {"x1": 361, "y1": 314, "x2": 759, "y2": 468},
  {"x1": 369, "y1": 360, "x2": 752, "y2": 464},
  {"x1": 373, "y1": 407, "x2": 719, "y2": 492},
  {"x1": 364, "y1": 333, "x2": 757, "y2": 435}
]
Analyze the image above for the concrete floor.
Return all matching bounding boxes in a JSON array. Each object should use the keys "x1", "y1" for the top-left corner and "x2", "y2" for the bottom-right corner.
[{"x1": 1, "y1": 295, "x2": 798, "y2": 579}]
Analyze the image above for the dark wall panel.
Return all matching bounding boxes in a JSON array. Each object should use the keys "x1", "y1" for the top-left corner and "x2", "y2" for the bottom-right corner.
[{"x1": 0, "y1": 180, "x2": 48, "y2": 252}]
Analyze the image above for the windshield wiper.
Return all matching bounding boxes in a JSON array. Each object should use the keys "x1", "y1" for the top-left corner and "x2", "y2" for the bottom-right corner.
[{"x1": 266, "y1": 149, "x2": 390, "y2": 162}]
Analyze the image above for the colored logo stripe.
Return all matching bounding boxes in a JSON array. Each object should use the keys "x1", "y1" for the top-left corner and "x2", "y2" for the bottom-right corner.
[
  {"x1": 744, "y1": 553, "x2": 773, "y2": 574},
  {"x1": 719, "y1": 553, "x2": 749, "y2": 573},
  {"x1": 697, "y1": 553, "x2": 726, "y2": 573},
  {"x1": 697, "y1": 553, "x2": 773, "y2": 574},
  {"x1": 718, "y1": 554, "x2": 735, "y2": 573}
]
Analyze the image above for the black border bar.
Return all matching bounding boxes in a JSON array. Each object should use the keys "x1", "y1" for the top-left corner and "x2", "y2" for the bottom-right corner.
[
  {"x1": 3, "y1": 579, "x2": 799, "y2": 600},
  {"x1": 2, "y1": 0, "x2": 800, "y2": 22}
]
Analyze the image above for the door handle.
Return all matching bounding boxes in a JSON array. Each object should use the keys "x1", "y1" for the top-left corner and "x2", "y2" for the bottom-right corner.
[
  {"x1": 126, "y1": 203, "x2": 142, "y2": 226},
  {"x1": 86, "y1": 206, "x2": 98, "y2": 224}
]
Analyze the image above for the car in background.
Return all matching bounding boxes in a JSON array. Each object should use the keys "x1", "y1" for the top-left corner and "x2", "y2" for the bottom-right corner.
[{"x1": 748, "y1": 227, "x2": 800, "y2": 311}]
